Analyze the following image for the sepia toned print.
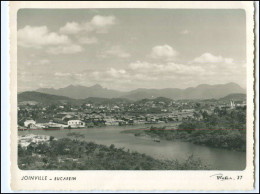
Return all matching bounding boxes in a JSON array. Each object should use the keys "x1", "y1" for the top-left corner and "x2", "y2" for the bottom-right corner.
[
  {"x1": 10, "y1": 1, "x2": 255, "y2": 191},
  {"x1": 17, "y1": 8, "x2": 247, "y2": 171}
]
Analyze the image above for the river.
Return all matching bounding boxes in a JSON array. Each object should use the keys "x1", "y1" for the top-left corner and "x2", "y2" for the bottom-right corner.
[{"x1": 18, "y1": 124, "x2": 246, "y2": 170}]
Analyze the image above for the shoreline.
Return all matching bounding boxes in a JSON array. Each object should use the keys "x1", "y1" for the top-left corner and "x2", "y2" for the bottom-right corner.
[
  {"x1": 18, "y1": 127, "x2": 246, "y2": 170},
  {"x1": 121, "y1": 128, "x2": 246, "y2": 152},
  {"x1": 18, "y1": 134, "x2": 209, "y2": 170}
]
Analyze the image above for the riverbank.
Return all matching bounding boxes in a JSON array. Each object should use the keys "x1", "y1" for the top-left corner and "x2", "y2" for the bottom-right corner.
[
  {"x1": 18, "y1": 135, "x2": 209, "y2": 170},
  {"x1": 121, "y1": 127, "x2": 246, "y2": 152}
]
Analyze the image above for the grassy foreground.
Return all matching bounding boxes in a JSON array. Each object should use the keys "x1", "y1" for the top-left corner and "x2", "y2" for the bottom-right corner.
[{"x1": 18, "y1": 137, "x2": 208, "y2": 170}]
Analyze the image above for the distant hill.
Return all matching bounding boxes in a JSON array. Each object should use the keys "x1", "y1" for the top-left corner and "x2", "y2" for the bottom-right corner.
[
  {"x1": 219, "y1": 93, "x2": 246, "y2": 101},
  {"x1": 82, "y1": 97, "x2": 132, "y2": 105},
  {"x1": 18, "y1": 91, "x2": 131, "y2": 105},
  {"x1": 18, "y1": 91, "x2": 74, "y2": 105},
  {"x1": 36, "y1": 84, "x2": 124, "y2": 99},
  {"x1": 122, "y1": 82, "x2": 245, "y2": 100},
  {"x1": 33, "y1": 82, "x2": 245, "y2": 101},
  {"x1": 135, "y1": 97, "x2": 173, "y2": 104}
]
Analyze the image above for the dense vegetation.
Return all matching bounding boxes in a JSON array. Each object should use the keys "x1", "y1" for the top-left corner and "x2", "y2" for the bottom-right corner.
[
  {"x1": 123, "y1": 107, "x2": 246, "y2": 151},
  {"x1": 18, "y1": 91, "x2": 74, "y2": 105},
  {"x1": 18, "y1": 91, "x2": 132, "y2": 106},
  {"x1": 179, "y1": 106, "x2": 246, "y2": 130},
  {"x1": 143, "y1": 128, "x2": 246, "y2": 151},
  {"x1": 219, "y1": 93, "x2": 246, "y2": 101},
  {"x1": 18, "y1": 137, "x2": 208, "y2": 170}
]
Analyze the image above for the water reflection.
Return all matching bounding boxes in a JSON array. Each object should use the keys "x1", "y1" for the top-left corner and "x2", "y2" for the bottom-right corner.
[{"x1": 19, "y1": 125, "x2": 246, "y2": 170}]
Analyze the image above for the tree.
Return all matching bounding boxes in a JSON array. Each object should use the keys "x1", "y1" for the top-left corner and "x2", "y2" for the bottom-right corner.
[{"x1": 49, "y1": 136, "x2": 55, "y2": 142}]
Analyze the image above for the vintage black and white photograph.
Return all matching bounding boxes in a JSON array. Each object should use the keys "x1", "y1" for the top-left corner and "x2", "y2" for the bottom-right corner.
[
  {"x1": 8, "y1": 1, "x2": 256, "y2": 192},
  {"x1": 16, "y1": 8, "x2": 248, "y2": 171}
]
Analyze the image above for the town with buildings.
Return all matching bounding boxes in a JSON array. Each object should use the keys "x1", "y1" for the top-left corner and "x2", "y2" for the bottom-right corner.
[
  {"x1": 18, "y1": 97, "x2": 246, "y2": 130},
  {"x1": 19, "y1": 134, "x2": 55, "y2": 148}
]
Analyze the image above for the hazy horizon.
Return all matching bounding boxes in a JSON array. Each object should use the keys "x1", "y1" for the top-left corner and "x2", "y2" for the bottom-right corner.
[
  {"x1": 18, "y1": 81, "x2": 245, "y2": 93},
  {"x1": 18, "y1": 9, "x2": 246, "y2": 92}
]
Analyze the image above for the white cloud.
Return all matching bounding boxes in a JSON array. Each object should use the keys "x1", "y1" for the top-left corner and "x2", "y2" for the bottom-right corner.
[
  {"x1": 91, "y1": 15, "x2": 116, "y2": 27},
  {"x1": 106, "y1": 68, "x2": 126, "y2": 78},
  {"x1": 30, "y1": 56, "x2": 244, "y2": 91},
  {"x1": 78, "y1": 36, "x2": 98, "y2": 44},
  {"x1": 129, "y1": 61, "x2": 205, "y2": 75},
  {"x1": 38, "y1": 59, "x2": 50, "y2": 65},
  {"x1": 224, "y1": 58, "x2": 234, "y2": 64},
  {"x1": 59, "y1": 15, "x2": 116, "y2": 35},
  {"x1": 149, "y1": 45, "x2": 178, "y2": 60},
  {"x1": 18, "y1": 25, "x2": 71, "y2": 48},
  {"x1": 47, "y1": 44, "x2": 83, "y2": 55},
  {"x1": 24, "y1": 59, "x2": 50, "y2": 66},
  {"x1": 90, "y1": 15, "x2": 116, "y2": 33},
  {"x1": 102, "y1": 46, "x2": 131, "y2": 58},
  {"x1": 191, "y1": 53, "x2": 234, "y2": 64},
  {"x1": 86, "y1": 68, "x2": 157, "y2": 87},
  {"x1": 55, "y1": 72, "x2": 71, "y2": 76},
  {"x1": 57, "y1": 15, "x2": 116, "y2": 48},
  {"x1": 59, "y1": 22, "x2": 81, "y2": 34},
  {"x1": 129, "y1": 61, "x2": 151, "y2": 70},
  {"x1": 70, "y1": 60, "x2": 208, "y2": 90},
  {"x1": 181, "y1": 30, "x2": 189, "y2": 34}
]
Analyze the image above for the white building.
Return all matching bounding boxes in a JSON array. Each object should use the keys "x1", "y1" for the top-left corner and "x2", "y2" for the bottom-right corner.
[
  {"x1": 19, "y1": 134, "x2": 54, "y2": 147},
  {"x1": 67, "y1": 120, "x2": 85, "y2": 128},
  {"x1": 230, "y1": 100, "x2": 235, "y2": 109},
  {"x1": 24, "y1": 120, "x2": 36, "y2": 127},
  {"x1": 104, "y1": 118, "x2": 119, "y2": 126},
  {"x1": 134, "y1": 120, "x2": 146, "y2": 124}
]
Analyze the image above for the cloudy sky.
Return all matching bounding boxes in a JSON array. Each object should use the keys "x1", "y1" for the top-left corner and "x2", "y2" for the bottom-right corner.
[{"x1": 17, "y1": 9, "x2": 246, "y2": 92}]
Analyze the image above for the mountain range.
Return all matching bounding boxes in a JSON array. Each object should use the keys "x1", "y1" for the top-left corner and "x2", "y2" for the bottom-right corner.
[
  {"x1": 34, "y1": 82, "x2": 245, "y2": 100},
  {"x1": 18, "y1": 91, "x2": 131, "y2": 105}
]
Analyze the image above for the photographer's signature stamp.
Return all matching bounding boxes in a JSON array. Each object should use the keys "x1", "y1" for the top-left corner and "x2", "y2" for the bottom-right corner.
[{"x1": 210, "y1": 173, "x2": 243, "y2": 181}]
